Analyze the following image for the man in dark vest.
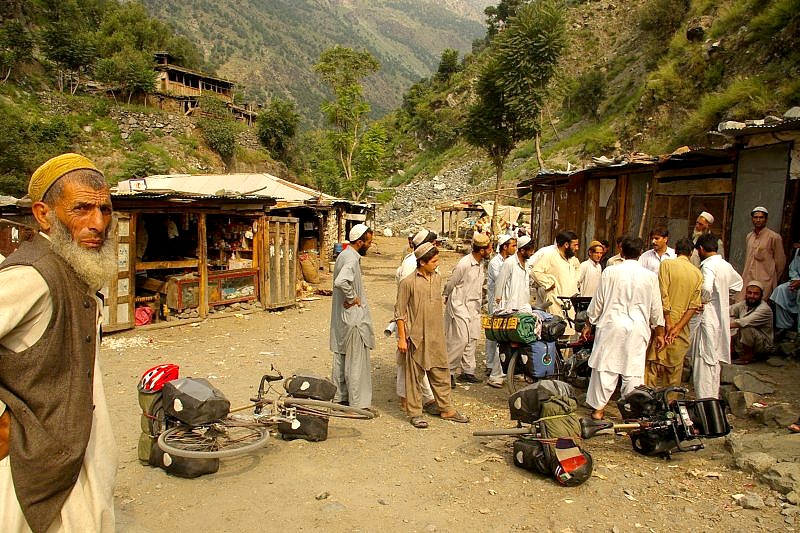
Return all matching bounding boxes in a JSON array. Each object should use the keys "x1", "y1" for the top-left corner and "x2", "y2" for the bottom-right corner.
[{"x1": 0, "y1": 153, "x2": 117, "y2": 532}]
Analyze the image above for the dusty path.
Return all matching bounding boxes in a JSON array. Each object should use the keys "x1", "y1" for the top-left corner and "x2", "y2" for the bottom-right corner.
[{"x1": 106, "y1": 236, "x2": 798, "y2": 532}]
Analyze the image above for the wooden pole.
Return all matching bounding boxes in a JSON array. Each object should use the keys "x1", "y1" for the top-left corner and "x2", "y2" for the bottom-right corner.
[{"x1": 198, "y1": 213, "x2": 208, "y2": 318}]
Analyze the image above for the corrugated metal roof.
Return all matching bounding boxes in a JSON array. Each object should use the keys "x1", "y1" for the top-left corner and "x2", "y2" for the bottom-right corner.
[
  {"x1": 114, "y1": 173, "x2": 340, "y2": 204},
  {"x1": 717, "y1": 117, "x2": 800, "y2": 135}
]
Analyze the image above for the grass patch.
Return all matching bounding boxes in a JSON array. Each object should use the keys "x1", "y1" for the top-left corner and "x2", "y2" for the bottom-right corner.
[{"x1": 375, "y1": 189, "x2": 395, "y2": 203}]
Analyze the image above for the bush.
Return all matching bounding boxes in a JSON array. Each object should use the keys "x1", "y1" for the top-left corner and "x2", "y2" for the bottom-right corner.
[
  {"x1": 198, "y1": 117, "x2": 237, "y2": 164},
  {"x1": 567, "y1": 70, "x2": 607, "y2": 120}
]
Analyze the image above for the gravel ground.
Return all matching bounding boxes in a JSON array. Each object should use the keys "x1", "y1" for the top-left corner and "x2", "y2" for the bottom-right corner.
[{"x1": 106, "y1": 236, "x2": 800, "y2": 532}]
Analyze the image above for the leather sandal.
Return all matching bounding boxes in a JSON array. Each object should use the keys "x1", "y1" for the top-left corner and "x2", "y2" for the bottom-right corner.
[
  {"x1": 440, "y1": 410, "x2": 469, "y2": 423},
  {"x1": 410, "y1": 416, "x2": 428, "y2": 429}
]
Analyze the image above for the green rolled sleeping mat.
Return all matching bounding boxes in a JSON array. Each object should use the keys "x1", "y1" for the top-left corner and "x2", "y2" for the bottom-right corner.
[{"x1": 482, "y1": 313, "x2": 539, "y2": 344}]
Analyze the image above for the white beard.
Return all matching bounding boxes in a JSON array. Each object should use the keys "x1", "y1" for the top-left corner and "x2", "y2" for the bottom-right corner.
[{"x1": 48, "y1": 214, "x2": 117, "y2": 291}]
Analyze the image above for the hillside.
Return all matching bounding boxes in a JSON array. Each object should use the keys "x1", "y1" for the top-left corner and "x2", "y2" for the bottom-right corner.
[
  {"x1": 382, "y1": 0, "x2": 800, "y2": 194},
  {"x1": 140, "y1": 0, "x2": 492, "y2": 124}
]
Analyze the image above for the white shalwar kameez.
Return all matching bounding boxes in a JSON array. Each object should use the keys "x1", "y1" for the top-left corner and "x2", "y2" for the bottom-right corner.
[
  {"x1": 493, "y1": 254, "x2": 531, "y2": 313},
  {"x1": 690, "y1": 254, "x2": 743, "y2": 399},
  {"x1": 485, "y1": 253, "x2": 507, "y2": 380},
  {"x1": 585, "y1": 260, "x2": 664, "y2": 409}
]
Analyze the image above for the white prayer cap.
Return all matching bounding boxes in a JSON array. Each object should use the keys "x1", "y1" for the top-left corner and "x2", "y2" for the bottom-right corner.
[
  {"x1": 517, "y1": 235, "x2": 533, "y2": 249},
  {"x1": 412, "y1": 228, "x2": 430, "y2": 247},
  {"x1": 348, "y1": 223, "x2": 370, "y2": 242},
  {"x1": 414, "y1": 242, "x2": 436, "y2": 259},
  {"x1": 496, "y1": 234, "x2": 512, "y2": 253},
  {"x1": 698, "y1": 211, "x2": 714, "y2": 225},
  {"x1": 751, "y1": 206, "x2": 768, "y2": 215},
  {"x1": 746, "y1": 280, "x2": 765, "y2": 293}
]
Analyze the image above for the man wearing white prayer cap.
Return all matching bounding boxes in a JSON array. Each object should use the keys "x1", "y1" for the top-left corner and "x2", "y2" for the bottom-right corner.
[
  {"x1": 330, "y1": 223, "x2": 376, "y2": 413},
  {"x1": 485, "y1": 233, "x2": 517, "y2": 387},
  {"x1": 690, "y1": 211, "x2": 724, "y2": 267},
  {"x1": 741, "y1": 205, "x2": 785, "y2": 300}
]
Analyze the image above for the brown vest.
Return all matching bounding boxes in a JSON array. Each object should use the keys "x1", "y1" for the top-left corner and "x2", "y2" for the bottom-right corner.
[{"x1": 0, "y1": 235, "x2": 97, "y2": 533}]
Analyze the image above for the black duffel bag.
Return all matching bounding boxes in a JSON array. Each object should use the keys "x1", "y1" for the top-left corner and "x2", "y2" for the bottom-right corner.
[
  {"x1": 149, "y1": 440, "x2": 219, "y2": 478},
  {"x1": 163, "y1": 377, "x2": 230, "y2": 426},
  {"x1": 284, "y1": 373, "x2": 336, "y2": 401}
]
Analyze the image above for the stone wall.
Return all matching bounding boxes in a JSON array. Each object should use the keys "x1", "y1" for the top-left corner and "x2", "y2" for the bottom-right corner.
[{"x1": 110, "y1": 109, "x2": 194, "y2": 140}]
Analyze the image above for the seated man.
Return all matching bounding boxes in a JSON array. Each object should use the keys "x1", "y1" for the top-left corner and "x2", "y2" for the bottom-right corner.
[
  {"x1": 730, "y1": 281, "x2": 775, "y2": 364},
  {"x1": 770, "y1": 243, "x2": 800, "y2": 340}
]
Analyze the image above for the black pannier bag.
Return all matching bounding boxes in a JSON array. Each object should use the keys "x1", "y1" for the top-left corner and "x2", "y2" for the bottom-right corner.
[
  {"x1": 508, "y1": 380, "x2": 575, "y2": 423},
  {"x1": 149, "y1": 440, "x2": 219, "y2": 478},
  {"x1": 513, "y1": 438, "x2": 550, "y2": 475},
  {"x1": 279, "y1": 413, "x2": 329, "y2": 442},
  {"x1": 283, "y1": 374, "x2": 336, "y2": 401},
  {"x1": 163, "y1": 377, "x2": 230, "y2": 426}
]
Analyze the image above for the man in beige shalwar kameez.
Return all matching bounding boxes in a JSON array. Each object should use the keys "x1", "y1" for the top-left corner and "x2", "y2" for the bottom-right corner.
[
  {"x1": 645, "y1": 238, "x2": 702, "y2": 388},
  {"x1": 742, "y1": 206, "x2": 785, "y2": 300}
]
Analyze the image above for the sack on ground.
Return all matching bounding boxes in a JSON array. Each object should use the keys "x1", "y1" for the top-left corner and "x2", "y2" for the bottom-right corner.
[
  {"x1": 284, "y1": 374, "x2": 336, "y2": 401},
  {"x1": 508, "y1": 380, "x2": 575, "y2": 423},
  {"x1": 279, "y1": 413, "x2": 329, "y2": 442},
  {"x1": 163, "y1": 378, "x2": 230, "y2": 426},
  {"x1": 149, "y1": 440, "x2": 219, "y2": 478}
]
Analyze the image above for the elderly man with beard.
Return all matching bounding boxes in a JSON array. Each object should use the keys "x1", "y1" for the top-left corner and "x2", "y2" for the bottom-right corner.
[
  {"x1": 0, "y1": 153, "x2": 117, "y2": 533},
  {"x1": 330, "y1": 223, "x2": 376, "y2": 413},
  {"x1": 690, "y1": 211, "x2": 724, "y2": 267},
  {"x1": 730, "y1": 281, "x2": 775, "y2": 364}
]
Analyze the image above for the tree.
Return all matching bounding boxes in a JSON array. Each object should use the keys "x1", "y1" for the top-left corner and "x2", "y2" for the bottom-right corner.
[
  {"x1": 256, "y1": 97, "x2": 300, "y2": 161},
  {"x1": 465, "y1": 0, "x2": 566, "y2": 236},
  {"x1": 484, "y1": 0, "x2": 524, "y2": 40},
  {"x1": 0, "y1": 20, "x2": 33, "y2": 82},
  {"x1": 40, "y1": 20, "x2": 97, "y2": 93},
  {"x1": 314, "y1": 45, "x2": 380, "y2": 201},
  {"x1": 352, "y1": 124, "x2": 387, "y2": 200},
  {"x1": 94, "y1": 48, "x2": 156, "y2": 103},
  {"x1": 436, "y1": 48, "x2": 460, "y2": 82},
  {"x1": 197, "y1": 95, "x2": 238, "y2": 168}
]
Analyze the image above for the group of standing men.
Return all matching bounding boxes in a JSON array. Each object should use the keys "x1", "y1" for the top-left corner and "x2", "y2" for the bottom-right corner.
[{"x1": 584, "y1": 207, "x2": 792, "y2": 420}]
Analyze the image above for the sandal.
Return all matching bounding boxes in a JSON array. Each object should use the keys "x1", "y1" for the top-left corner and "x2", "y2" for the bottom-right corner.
[
  {"x1": 410, "y1": 416, "x2": 428, "y2": 429},
  {"x1": 788, "y1": 423, "x2": 800, "y2": 434},
  {"x1": 423, "y1": 401, "x2": 441, "y2": 416},
  {"x1": 440, "y1": 410, "x2": 469, "y2": 423}
]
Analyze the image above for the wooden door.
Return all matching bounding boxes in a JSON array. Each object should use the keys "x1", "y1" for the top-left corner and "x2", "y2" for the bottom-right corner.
[
  {"x1": 259, "y1": 216, "x2": 299, "y2": 309},
  {"x1": 101, "y1": 212, "x2": 135, "y2": 332}
]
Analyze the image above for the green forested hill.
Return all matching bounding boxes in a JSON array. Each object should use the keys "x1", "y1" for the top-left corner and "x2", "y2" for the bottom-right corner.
[{"x1": 139, "y1": 0, "x2": 490, "y2": 124}]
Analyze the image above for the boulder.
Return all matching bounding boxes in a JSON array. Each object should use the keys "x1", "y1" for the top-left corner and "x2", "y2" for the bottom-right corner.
[
  {"x1": 737, "y1": 492, "x2": 765, "y2": 509},
  {"x1": 733, "y1": 372, "x2": 775, "y2": 395},
  {"x1": 751, "y1": 404, "x2": 798, "y2": 427},
  {"x1": 720, "y1": 363, "x2": 743, "y2": 384},
  {"x1": 686, "y1": 16, "x2": 713, "y2": 42},
  {"x1": 727, "y1": 431, "x2": 800, "y2": 461},
  {"x1": 785, "y1": 107, "x2": 800, "y2": 119},
  {"x1": 763, "y1": 462, "x2": 800, "y2": 494},
  {"x1": 735, "y1": 452, "x2": 777, "y2": 474},
  {"x1": 726, "y1": 390, "x2": 763, "y2": 418}
]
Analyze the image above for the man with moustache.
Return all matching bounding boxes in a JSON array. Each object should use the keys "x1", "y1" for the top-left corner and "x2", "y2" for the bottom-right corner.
[
  {"x1": 330, "y1": 223, "x2": 376, "y2": 412},
  {"x1": 730, "y1": 281, "x2": 775, "y2": 364},
  {"x1": 741, "y1": 206, "x2": 785, "y2": 300},
  {"x1": 532, "y1": 230, "x2": 580, "y2": 324},
  {"x1": 690, "y1": 211, "x2": 724, "y2": 267},
  {"x1": 638, "y1": 226, "x2": 675, "y2": 274},
  {"x1": 0, "y1": 153, "x2": 118, "y2": 532}
]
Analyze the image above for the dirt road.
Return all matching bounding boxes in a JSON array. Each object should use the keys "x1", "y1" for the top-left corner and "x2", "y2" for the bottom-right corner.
[{"x1": 106, "y1": 236, "x2": 797, "y2": 532}]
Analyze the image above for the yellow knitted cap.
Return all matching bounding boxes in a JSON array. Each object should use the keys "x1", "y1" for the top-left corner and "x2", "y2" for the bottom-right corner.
[{"x1": 29, "y1": 153, "x2": 101, "y2": 203}]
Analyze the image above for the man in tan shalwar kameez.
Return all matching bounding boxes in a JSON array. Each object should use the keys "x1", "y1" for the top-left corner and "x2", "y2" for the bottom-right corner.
[
  {"x1": 396, "y1": 243, "x2": 469, "y2": 428},
  {"x1": 742, "y1": 206, "x2": 785, "y2": 300},
  {"x1": 645, "y1": 238, "x2": 702, "y2": 388}
]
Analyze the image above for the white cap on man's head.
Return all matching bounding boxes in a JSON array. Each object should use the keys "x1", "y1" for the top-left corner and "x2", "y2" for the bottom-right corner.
[
  {"x1": 348, "y1": 223, "x2": 370, "y2": 242},
  {"x1": 751, "y1": 206, "x2": 768, "y2": 216},
  {"x1": 496, "y1": 234, "x2": 513, "y2": 252},
  {"x1": 517, "y1": 235, "x2": 532, "y2": 249},
  {"x1": 412, "y1": 228, "x2": 430, "y2": 247},
  {"x1": 698, "y1": 211, "x2": 714, "y2": 225}
]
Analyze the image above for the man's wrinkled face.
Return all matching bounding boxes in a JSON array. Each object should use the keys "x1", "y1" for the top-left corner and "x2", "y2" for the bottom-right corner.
[
  {"x1": 751, "y1": 212, "x2": 767, "y2": 231},
  {"x1": 52, "y1": 181, "x2": 113, "y2": 249},
  {"x1": 694, "y1": 216, "x2": 709, "y2": 234},
  {"x1": 745, "y1": 286, "x2": 763, "y2": 307},
  {"x1": 651, "y1": 234, "x2": 668, "y2": 253}
]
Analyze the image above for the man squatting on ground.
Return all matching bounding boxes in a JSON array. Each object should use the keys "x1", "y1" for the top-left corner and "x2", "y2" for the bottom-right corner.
[
  {"x1": 443, "y1": 233, "x2": 491, "y2": 385},
  {"x1": 330, "y1": 223, "x2": 376, "y2": 411},
  {"x1": 690, "y1": 233, "x2": 743, "y2": 398},
  {"x1": 645, "y1": 237, "x2": 702, "y2": 389},
  {"x1": 395, "y1": 228, "x2": 438, "y2": 414},
  {"x1": 729, "y1": 280, "x2": 775, "y2": 364},
  {"x1": 485, "y1": 234, "x2": 517, "y2": 388},
  {"x1": 582, "y1": 237, "x2": 666, "y2": 420},
  {"x1": 395, "y1": 243, "x2": 469, "y2": 428},
  {"x1": 0, "y1": 153, "x2": 118, "y2": 532}
]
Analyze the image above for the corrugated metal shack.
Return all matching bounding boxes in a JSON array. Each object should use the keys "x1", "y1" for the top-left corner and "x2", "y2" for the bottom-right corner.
[{"x1": 518, "y1": 149, "x2": 736, "y2": 256}]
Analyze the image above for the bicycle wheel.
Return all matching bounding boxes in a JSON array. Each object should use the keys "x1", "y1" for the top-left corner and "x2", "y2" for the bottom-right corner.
[
  {"x1": 157, "y1": 419, "x2": 269, "y2": 459},
  {"x1": 282, "y1": 398, "x2": 375, "y2": 419},
  {"x1": 506, "y1": 352, "x2": 535, "y2": 394}
]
